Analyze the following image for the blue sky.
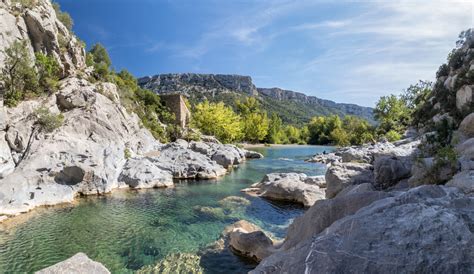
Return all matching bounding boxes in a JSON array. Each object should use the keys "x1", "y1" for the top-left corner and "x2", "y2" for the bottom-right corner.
[{"x1": 57, "y1": 0, "x2": 473, "y2": 107}]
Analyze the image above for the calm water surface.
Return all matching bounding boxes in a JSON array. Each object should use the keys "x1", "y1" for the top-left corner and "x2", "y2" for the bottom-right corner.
[{"x1": 0, "y1": 145, "x2": 333, "y2": 273}]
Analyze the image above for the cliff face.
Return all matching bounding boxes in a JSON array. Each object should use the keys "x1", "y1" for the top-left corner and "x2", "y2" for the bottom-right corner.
[
  {"x1": 138, "y1": 73, "x2": 258, "y2": 97},
  {"x1": 0, "y1": 0, "x2": 85, "y2": 76},
  {"x1": 138, "y1": 74, "x2": 375, "y2": 124}
]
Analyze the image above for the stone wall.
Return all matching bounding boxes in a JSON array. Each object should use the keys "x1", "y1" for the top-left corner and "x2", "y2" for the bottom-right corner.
[{"x1": 160, "y1": 94, "x2": 191, "y2": 128}]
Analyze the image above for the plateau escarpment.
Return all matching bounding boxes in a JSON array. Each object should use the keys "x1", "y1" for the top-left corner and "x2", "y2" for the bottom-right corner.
[{"x1": 138, "y1": 74, "x2": 374, "y2": 124}]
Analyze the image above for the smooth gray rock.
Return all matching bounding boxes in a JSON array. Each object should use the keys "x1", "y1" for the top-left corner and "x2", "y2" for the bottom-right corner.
[
  {"x1": 447, "y1": 170, "x2": 474, "y2": 194},
  {"x1": 373, "y1": 155, "x2": 412, "y2": 190},
  {"x1": 281, "y1": 190, "x2": 391, "y2": 251},
  {"x1": 150, "y1": 143, "x2": 227, "y2": 179},
  {"x1": 35, "y1": 253, "x2": 110, "y2": 274},
  {"x1": 227, "y1": 220, "x2": 275, "y2": 262},
  {"x1": 118, "y1": 158, "x2": 173, "y2": 189},
  {"x1": 325, "y1": 162, "x2": 374, "y2": 198},
  {"x1": 246, "y1": 173, "x2": 326, "y2": 207},
  {"x1": 459, "y1": 112, "x2": 474, "y2": 139},
  {"x1": 456, "y1": 85, "x2": 473, "y2": 111},
  {"x1": 253, "y1": 186, "x2": 474, "y2": 274}
]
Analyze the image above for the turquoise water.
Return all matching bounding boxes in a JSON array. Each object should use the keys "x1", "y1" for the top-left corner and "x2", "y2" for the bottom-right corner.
[{"x1": 0, "y1": 145, "x2": 332, "y2": 273}]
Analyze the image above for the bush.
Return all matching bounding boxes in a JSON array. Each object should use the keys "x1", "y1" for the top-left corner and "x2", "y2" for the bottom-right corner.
[
  {"x1": 0, "y1": 41, "x2": 39, "y2": 107},
  {"x1": 385, "y1": 130, "x2": 401, "y2": 142},
  {"x1": 35, "y1": 52, "x2": 61, "y2": 93},
  {"x1": 124, "y1": 148, "x2": 131, "y2": 160},
  {"x1": 35, "y1": 107, "x2": 64, "y2": 132}
]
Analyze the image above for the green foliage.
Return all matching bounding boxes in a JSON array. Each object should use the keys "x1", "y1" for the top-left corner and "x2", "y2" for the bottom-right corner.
[
  {"x1": 87, "y1": 43, "x2": 112, "y2": 81},
  {"x1": 124, "y1": 148, "x2": 131, "y2": 160},
  {"x1": 265, "y1": 113, "x2": 283, "y2": 144},
  {"x1": 12, "y1": 0, "x2": 37, "y2": 9},
  {"x1": 35, "y1": 107, "x2": 64, "y2": 132},
  {"x1": 236, "y1": 97, "x2": 269, "y2": 143},
  {"x1": 307, "y1": 115, "x2": 374, "y2": 146},
  {"x1": 52, "y1": 2, "x2": 73, "y2": 32},
  {"x1": 385, "y1": 130, "x2": 401, "y2": 142},
  {"x1": 191, "y1": 101, "x2": 243, "y2": 143},
  {"x1": 35, "y1": 52, "x2": 61, "y2": 93},
  {"x1": 0, "y1": 41, "x2": 39, "y2": 107},
  {"x1": 374, "y1": 94, "x2": 411, "y2": 135}
]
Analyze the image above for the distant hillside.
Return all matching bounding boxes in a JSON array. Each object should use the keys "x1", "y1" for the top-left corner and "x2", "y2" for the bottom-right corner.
[{"x1": 138, "y1": 73, "x2": 374, "y2": 125}]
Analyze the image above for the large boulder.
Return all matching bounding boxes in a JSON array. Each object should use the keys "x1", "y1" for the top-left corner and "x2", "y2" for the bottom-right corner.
[
  {"x1": 243, "y1": 173, "x2": 326, "y2": 207},
  {"x1": 373, "y1": 155, "x2": 412, "y2": 190},
  {"x1": 118, "y1": 157, "x2": 173, "y2": 189},
  {"x1": 459, "y1": 113, "x2": 474, "y2": 139},
  {"x1": 446, "y1": 170, "x2": 474, "y2": 194},
  {"x1": 456, "y1": 85, "x2": 473, "y2": 111},
  {"x1": 253, "y1": 186, "x2": 474, "y2": 273},
  {"x1": 35, "y1": 253, "x2": 110, "y2": 274},
  {"x1": 226, "y1": 220, "x2": 275, "y2": 262},
  {"x1": 150, "y1": 143, "x2": 227, "y2": 179},
  {"x1": 325, "y1": 163, "x2": 374, "y2": 198},
  {"x1": 281, "y1": 190, "x2": 391, "y2": 251}
]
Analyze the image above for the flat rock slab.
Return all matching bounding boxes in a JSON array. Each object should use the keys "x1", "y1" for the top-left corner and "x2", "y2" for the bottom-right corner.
[{"x1": 35, "y1": 253, "x2": 110, "y2": 274}]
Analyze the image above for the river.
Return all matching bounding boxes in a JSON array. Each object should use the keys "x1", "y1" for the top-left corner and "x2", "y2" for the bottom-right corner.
[{"x1": 0, "y1": 145, "x2": 333, "y2": 273}]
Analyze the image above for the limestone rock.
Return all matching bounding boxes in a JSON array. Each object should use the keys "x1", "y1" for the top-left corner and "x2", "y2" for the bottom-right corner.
[
  {"x1": 373, "y1": 155, "x2": 412, "y2": 190},
  {"x1": 35, "y1": 253, "x2": 110, "y2": 274},
  {"x1": 447, "y1": 170, "x2": 474, "y2": 194},
  {"x1": 303, "y1": 175, "x2": 326, "y2": 188},
  {"x1": 281, "y1": 190, "x2": 391, "y2": 251},
  {"x1": 325, "y1": 163, "x2": 374, "y2": 198},
  {"x1": 245, "y1": 150, "x2": 264, "y2": 159},
  {"x1": 456, "y1": 85, "x2": 473, "y2": 111},
  {"x1": 459, "y1": 112, "x2": 474, "y2": 139},
  {"x1": 149, "y1": 143, "x2": 227, "y2": 179},
  {"x1": 118, "y1": 158, "x2": 173, "y2": 189},
  {"x1": 253, "y1": 186, "x2": 474, "y2": 273},
  {"x1": 226, "y1": 220, "x2": 274, "y2": 262},
  {"x1": 247, "y1": 173, "x2": 326, "y2": 207}
]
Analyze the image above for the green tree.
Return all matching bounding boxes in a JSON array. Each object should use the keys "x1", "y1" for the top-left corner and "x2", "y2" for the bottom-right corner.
[
  {"x1": 0, "y1": 41, "x2": 39, "y2": 106},
  {"x1": 330, "y1": 127, "x2": 350, "y2": 146},
  {"x1": 374, "y1": 95, "x2": 411, "y2": 135},
  {"x1": 242, "y1": 112, "x2": 269, "y2": 143},
  {"x1": 87, "y1": 43, "x2": 111, "y2": 80},
  {"x1": 192, "y1": 101, "x2": 243, "y2": 143},
  {"x1": 265, "y1": 113, "x2": 283, "y2": 144},
  {"x1": 285, "y1": 125, "x2": 301, "y2": 144}
]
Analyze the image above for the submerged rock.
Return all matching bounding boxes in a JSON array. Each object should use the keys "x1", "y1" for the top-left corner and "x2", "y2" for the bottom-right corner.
[
  {"x1": 35, "y1": 253, "x2": 110, "y2": 274},
  {"x1": 136, "y1": 253, "x2": 203, "y2": 274}
]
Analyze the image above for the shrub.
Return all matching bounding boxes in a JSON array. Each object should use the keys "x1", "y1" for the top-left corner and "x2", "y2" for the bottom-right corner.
[
  {"x1": 436, "y1": 64, "x2": 449, "y2": 78},
  {"x1": 124, "y1": 148, "x2": 131, "y2": 160},
  {"x1": 35, "y1": 107, "x2": 64, "y2": 132},
  {"x1": 0, "y1": 41, "x2": 39, "y2": 107},
  {"x1": 35, "y1": 52, "x2": 61, "y2": 93},
  {"x1": 385, "y1": 130, "x2": 401, "y2": 142}
]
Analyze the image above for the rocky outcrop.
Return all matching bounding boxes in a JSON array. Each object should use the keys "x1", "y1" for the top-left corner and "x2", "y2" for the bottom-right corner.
[
  {"x1": 35, "y1": 253, "x2": 110, "y2": 274},
  {"x1": 281, "y1": 190, "x2": 392, "y2": 251},
  {"x1": 252, "y1": 186, "x2": 474, "y2": 273},
  {"x1": 0, "y1": 77, "x2": 262, "y2": 220},
  {"x1": 118, "y1": 157, "x2": 173, "y2": 189},
  {"x1": 373, "y1": 155, "x2": 412, "y2": 190},
  {"x1": 138, "y1": 73, "x2": 259, "y2": 96},
  {"x1": 0, "y1": 0, "x2": 85, "y2": 76},
  {"x1": 242, "y1": 173, "x2": 326, "y2": 207}
]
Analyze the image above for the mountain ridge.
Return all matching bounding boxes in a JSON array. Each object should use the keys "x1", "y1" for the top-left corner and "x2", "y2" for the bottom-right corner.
[{"x1": 138, "y1": 73, "x2": 374, "y2": 124}]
